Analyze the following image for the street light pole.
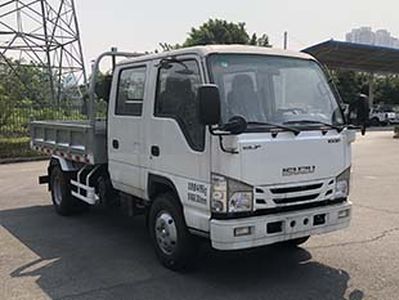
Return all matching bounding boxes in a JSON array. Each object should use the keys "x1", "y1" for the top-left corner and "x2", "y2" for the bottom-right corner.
[{"x1": 284, "y1": 31, "x2": 288, "y2": 50}]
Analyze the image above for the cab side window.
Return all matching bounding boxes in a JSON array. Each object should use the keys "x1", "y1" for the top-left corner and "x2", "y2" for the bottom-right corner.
[
  {"x1": 116, "y1": 66, "x2": 146, "y2": 116},
  {"x1": 155, "y1": 59, "x2": 205, "y2": 151}
]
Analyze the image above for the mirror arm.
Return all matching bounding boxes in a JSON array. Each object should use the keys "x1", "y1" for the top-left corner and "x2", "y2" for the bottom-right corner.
[
  {"x1": 346, "y1": 124, "x2": 360, "y2": 130},
  {"x1": 208, "y1": 127, "x2": 239, "y2": 154},
  {"x1": 209, "y1": 125, "x2": 232, "y2": 136},
  {"x1": 219, "y1": 136, "x2": 239, "y2": 154}
]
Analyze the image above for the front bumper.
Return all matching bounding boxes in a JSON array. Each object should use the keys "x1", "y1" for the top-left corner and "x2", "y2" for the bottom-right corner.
[{"x1": 210, "y1": 202, "x2": 352, "y2": 250}]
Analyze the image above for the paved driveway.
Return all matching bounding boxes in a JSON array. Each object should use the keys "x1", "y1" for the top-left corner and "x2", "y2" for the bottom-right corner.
[{"x1": 1, "y1": 131, "x2": 398, "y2": 299}]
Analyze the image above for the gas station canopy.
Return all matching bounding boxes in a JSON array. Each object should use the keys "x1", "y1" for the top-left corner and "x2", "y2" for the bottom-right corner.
[{"x1": 303, "y1": 40, "x2": 399, "y2": 74}]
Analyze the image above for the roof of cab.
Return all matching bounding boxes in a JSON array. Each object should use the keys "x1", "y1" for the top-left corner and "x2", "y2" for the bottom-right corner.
[{"x1": 118, "y1": 44, "x2": 314, "y2": 66}]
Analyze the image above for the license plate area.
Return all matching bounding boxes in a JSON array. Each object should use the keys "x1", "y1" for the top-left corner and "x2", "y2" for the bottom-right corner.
[
  {"x1": 285, "y1": 213, "x2": 329, "y2": 234},
  {"x1": 313, "y1": 213, "x2": 327, "y2": 226},
  {"x1": 265, "y1": 212, "x2": 330, "y2": 236}
]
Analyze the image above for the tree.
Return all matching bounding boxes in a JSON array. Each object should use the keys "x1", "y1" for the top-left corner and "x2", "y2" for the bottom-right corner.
[
  {"x1": 158, "y1": 19, "x2": 271, "y2": 52},
  {"x1": 332, "y1": 70, "x2": 368, "y2": 104},
  {"x1": 0, "y1": 59, "x2": 68, "y2": 135},
  {"x1": 0, "y1": 59, "x2": 52, "y2": 106},
  {"x1": 182, "y1": 19, "x2": 271, "y2": 48},
  {"x1": 249, "y1": 33, "x2": 271, "y2": 47},
  {"x1": 332, "y1": 70, "x2": 361, "y2": 104},
  {"x1": 0, "y1": 84, "x2": 11, "y2": 127},
  {"x1": 158, "y1": 42, "x2": 181, "y2": 52},
  {"x1": 375, "y1": 75, "x2": 399, "y2": 105}
]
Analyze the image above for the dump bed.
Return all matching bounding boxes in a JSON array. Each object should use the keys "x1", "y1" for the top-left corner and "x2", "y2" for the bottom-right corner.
[{"x1": 30, "y1": 120, "x2": 107, "y2": 165}]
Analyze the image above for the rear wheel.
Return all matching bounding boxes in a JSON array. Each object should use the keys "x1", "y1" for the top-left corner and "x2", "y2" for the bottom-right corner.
[
  {"x1": 50, "y1": 165, "x2": 88, "y2": 215},
  {"x1": 149, "y1": 193, "x2": 198, "y2": 271},
  {"x1": 50, "y1": 166, "x2": 75, "y2": 216}
]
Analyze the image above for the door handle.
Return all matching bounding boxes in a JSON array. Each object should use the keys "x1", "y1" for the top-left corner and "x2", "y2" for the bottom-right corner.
[
  {"x1": 112, "y1": 139, "x2": 119, "y2": 149},
  {"x1": 151, "y1": 145, "x2": 160, "y2": 157}
]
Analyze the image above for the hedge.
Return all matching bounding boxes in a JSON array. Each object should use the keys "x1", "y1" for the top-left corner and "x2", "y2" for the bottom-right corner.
[{"x1": 0, "y1": 137, "x2": 43, "y2": 159}]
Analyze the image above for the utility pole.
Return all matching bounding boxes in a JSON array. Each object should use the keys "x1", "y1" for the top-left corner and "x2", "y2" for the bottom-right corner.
[
  {"x1": 283, "y1": 31, "x2": 288, "y2": 50},
  {"x1": 0, "y1": 0, "x2": 87, "y2": 105}
]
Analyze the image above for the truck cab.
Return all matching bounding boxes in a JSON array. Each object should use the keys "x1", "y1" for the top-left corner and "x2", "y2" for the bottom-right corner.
[{"x1": 32, "y1": 45, "x2": 368, "y2": 270}]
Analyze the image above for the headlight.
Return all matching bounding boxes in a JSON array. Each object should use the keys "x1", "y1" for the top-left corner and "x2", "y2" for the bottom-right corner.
[
  {"x1": 211, "y1": 174, "x2": 228, "y2": 213},
  {"x1": 211, "y1": 174, "x2": 253, "y2": 213},
  {"x1": 334, "y1": 167, "x2": 351, "y2": 199}
]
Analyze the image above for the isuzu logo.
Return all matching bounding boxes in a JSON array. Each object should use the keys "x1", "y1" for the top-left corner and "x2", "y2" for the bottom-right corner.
[
  {"x1": 328, "y1": 138, "x2": 341, "y2": 144},
  {"x1": 242, "y1": 144, "x2": 262, "y2": 151},
  {"x1": 282, "y1": 165, "x2": 316, "y2": 176}
]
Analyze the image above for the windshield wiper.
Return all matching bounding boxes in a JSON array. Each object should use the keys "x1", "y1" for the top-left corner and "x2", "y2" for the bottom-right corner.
[
  {"x1": 247, "y1": 121, "x2": 300, "y2": 136},
  {"x1": 283, "y1": 120, "x2": 344, "y2": 132}
]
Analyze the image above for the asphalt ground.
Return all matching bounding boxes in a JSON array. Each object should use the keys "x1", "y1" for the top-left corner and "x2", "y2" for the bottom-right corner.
[{"x1": 0, "y1": 131, "x2": 398, "y2": 300}]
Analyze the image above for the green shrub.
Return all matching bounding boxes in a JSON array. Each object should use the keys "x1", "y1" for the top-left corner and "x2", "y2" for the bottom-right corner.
[{"x1": 0, "y1": 137, "x2": 44, "y2": 159}]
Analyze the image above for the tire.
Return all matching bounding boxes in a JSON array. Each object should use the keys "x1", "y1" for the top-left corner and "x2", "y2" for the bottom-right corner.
[
  {"x1": 148, "y1": 193, "x2": 198, "y2": 271},
  {"x1": 96, "y1": 175, "x2": 119, "y2": 208},
  {"x1": 50, "y1": 165, "x2": 88, "y2": 216},
  {"x1": 370, "y1": 117, "x2": 380, "y2": 127},
  {"x1": 50, "y1": 166, "x2": 75, "y2": 216}
]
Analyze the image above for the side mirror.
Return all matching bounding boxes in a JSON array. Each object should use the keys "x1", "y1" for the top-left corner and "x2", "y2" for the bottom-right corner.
[
  {"x1": 95, "y1": 75, "x2": 112, "y2": 102},
  {"x1": 198, "y1": 84, "x2": 221, "y2": 125}
]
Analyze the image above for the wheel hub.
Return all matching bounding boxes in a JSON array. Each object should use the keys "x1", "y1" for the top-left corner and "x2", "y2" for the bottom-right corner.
[
  {"x1": 53, "y1": 175, "x2": 62, "y2": 206},
  {"x1": 155, "y1": 212, "x2": 177, "y2": 255}
]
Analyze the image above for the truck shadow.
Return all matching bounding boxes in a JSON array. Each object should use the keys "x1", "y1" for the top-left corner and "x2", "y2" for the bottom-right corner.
[{"x1": 1, "y1": 205, "x2": 364, "y2": 300}]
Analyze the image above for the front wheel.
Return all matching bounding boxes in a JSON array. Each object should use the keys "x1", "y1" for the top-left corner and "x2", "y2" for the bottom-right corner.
[{"x1": 148, "y1": 193, "x2": 198, "y2": 271}]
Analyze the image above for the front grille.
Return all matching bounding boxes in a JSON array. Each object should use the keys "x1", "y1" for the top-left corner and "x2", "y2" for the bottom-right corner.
[
  {"x1": 270, "y1": 183, "x2": 323, "y2": 194},
  {"x1": 273, "y1": 193, "x2": 319, "y2": 204},
  {"x1": 255, "y1": 178, "x2": 335, "y2": 209}
]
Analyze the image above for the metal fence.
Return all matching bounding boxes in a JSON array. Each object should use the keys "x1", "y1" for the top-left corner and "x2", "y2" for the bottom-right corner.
[
  {"x1": 0, "y1": 95, "x2": 111, "y2": 158},
  {"x1": 0, "y1": 100, "x2": 86, "y2": 159},
  {"x1": 0, "y1": 101, "x2": 86, "y2": 138}
]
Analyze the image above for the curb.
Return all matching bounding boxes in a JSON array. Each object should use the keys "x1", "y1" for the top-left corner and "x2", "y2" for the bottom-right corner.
[{"x1": 0, "y1": 156, "x2": 49, "y2": 165}]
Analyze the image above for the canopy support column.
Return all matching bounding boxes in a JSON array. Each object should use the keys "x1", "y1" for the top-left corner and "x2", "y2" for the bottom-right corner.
[{"x1": 368, "y1": 73, "x2": 374, "y2": 107}]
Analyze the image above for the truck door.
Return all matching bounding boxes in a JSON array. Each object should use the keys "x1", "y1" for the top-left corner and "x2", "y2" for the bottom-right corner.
[
  {"x1": 145, "y1": 56, "x2": 211, "y2": 232},
  {"x1": 108, "y1": 63, "x2": 149, "y2": 197}
]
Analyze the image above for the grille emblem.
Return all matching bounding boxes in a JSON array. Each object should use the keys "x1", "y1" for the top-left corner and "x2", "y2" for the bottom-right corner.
[{"x1": 282, "y1": 166, "x2": 316, "y2": 177}]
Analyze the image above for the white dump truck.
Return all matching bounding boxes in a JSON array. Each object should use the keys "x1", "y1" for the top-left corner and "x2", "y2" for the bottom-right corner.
[{"x1": 31, "y1": 45, "x2": 368, "y2": 270}]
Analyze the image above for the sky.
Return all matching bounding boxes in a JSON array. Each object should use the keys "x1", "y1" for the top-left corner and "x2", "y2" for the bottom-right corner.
[{"x1": 76, "y1": 0, "x2": 399, "y2": 63}]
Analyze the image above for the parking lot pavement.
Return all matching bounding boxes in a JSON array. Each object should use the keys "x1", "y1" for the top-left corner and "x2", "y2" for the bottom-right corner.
[{"x1": 1, "y1": 131, "x2": 398, "y2": 300}]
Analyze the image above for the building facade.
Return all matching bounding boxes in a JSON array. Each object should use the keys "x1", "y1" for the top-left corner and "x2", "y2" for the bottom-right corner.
[{"x1": 346, "y1": 27, "x2": 399, "y2": 49}]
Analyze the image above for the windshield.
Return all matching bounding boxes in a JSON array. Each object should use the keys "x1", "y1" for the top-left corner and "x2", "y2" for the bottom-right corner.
[{"x1": 208, "y1": 54, "x2": 344, "y2": 127}]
